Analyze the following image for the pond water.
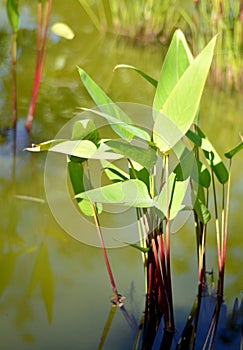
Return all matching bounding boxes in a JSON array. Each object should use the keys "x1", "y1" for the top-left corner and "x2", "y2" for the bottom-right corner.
[{"x1": 0, "y1": 2, "x2": 242, "y2": 349}]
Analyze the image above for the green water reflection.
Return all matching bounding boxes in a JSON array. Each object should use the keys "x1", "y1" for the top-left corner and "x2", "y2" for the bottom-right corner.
[{"x1": 0, "y1": 1, "x2": 242, "y2": 349}]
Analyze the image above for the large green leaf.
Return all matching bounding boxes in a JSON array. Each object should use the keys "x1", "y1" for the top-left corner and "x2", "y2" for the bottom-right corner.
[
  {"x1": 76, "y1": 179, "x2": 154, "y2": 208},
  {"x1": 114, "y1": 64, "x2": 158, "y2": 87},
  {"x1": 153, "y1": 35, "x2": 217, "y2": 152},
  {"x1": 105, "y1": 140, "x2": 157, "y2": 170},
  {"x1": 78, "y1": 67, "x2": 134, "y2": 140},
  {"x1": 153, "y1": 29, "x2": 193, "y2": 117}
]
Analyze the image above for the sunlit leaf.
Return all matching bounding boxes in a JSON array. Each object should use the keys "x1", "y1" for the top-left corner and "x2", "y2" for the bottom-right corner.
[
  {"x1": 153, "y1": 35, "x2": 217, "y2": 152},
  {"x1": 25, "y1": 139, "x2": 67, "y2": 152},
  {"x1": 78, "y1": 67, "x2": 134, "y2": 140},
  {"x1": 78, "y1": 199, "x2": 102, "y2": 216},
  {"x1": 76, "y1": 179, "x2": 154, "y2": 208},
  {"x1": 71, "y1": 119, "x2": 100, "y2": 146},
  {"x1": 105, "y1": 140, "x2": 157, "y2": 170},
  {"x1": 156, "y1": 173, "x2": 190, "y2": 219},
  {"x1": 114, "y1": 64, "x2": 158, "y2": 87},
  {"x1": 153, "y1": 29, "x2": 193, "y2": 117},
  {"x1": 51, "y1": 22, "x2": 74, "y2": 40},
  {"x1": 80, "y1": 107, "x2": 150, "y2": 142},
  {"x1": 101, "y1": 160, "x2": 129, "y2": 182}
]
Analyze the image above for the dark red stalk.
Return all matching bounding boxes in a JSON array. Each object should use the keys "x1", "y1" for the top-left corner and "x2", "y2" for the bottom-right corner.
[
  {"x1": 151, "y1": 237, "x2": 168, "y2": 316},
  {"x1": 26, "y1": 0, "x2": 52, "y2": 132}
]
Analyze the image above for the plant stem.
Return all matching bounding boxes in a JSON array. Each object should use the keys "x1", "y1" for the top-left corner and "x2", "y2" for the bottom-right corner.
[
  {"x1": 26, "y1": 0, "x2": 52, "y2": 131},
  {"x1": 91, "y1": 202, "x2": 120, "y2": 304},
  {"x1": 164, "y1": 153, "x2": 175, "y2": 332},
  {"x1": 211, "y1": 164, "x2": 222, "y2": 276}
]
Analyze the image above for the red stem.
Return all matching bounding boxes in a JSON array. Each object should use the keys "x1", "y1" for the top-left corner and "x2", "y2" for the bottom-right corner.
[
  {"x1": 92, "y1": 203, "x2": 119, "y2": 301},
  {"x1": 26, "y1": 0, "x2": 53, "y2": 131}
]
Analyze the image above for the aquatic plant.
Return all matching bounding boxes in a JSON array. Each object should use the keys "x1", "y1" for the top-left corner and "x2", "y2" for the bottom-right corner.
[{"x1": 26, "y1": 27, "x2": 243, "y2": 348}]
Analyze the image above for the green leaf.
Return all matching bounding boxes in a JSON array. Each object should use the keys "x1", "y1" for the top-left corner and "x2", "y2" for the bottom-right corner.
[
  {"x1": 76, "y1": 179, "x2": 154, "y2": 208},
  {"x1": 6, "y1": 0, "x2": 19, "y2": 33},
  {"x1": 68, "y1": 161, "x2": 85, "y2": 195},
  {"x1": 153, "y1": 29, "x2": 193, "y2": 117},
  {"x1": 78, "y1": 199, "x2": 102, "y2": 216},
  {"x1": 187, "y1": 128, "x2": 228, "y2": 184},
  {"x1": 125, "y1": 242, "x2": 150, "y2": 253},
  {"x1": 27, "y1": 139, "x2": 122, "y2": 161},
  {"x1": 101, "y1": 160, "x2": 129, "y2": 182},
  {"x1": 71, "y1": 119, "x2": 100, "y2": 146},
  {"x1": 153, "y1": 35, "x2": 217, "y2": 152},
  {"x1": 81, "y1": 107, "x2": 150, "y2": 142},
  {"x1": 25, "y1": 139, "x2": 68, "y2": 152},
  {"x1": 129, "y1": 167, "x2": 150, "y2": 192},
  {"x1": 114, "y1": 64, "x2": 158, "y2": 87},
  {"x1": 105, "y1": 140, "x2": 157, "y2": 170},
  {"x1": 173, "y1": 141, "x2": 211, "y2": 187},
  {"x1": 192, "y1": 185, "x2": 211, "y2": 224},
  {"x1": 225, "y1": 141, "x2": 243, "y2": 159},
  {"x1": 51, "y1": 22, "x2": 74, "y2": 40},
  {"x1": 156, "y1": 172, "x2": 190, "y2": 219},
  {"x1": 77, "y1": 67, "x2": 134, "y2": 140}
]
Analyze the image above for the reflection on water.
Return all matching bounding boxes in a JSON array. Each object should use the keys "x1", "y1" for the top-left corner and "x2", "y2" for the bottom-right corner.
[{"x1": 0, "y1": 1, "x2": 242, "y2": 349}]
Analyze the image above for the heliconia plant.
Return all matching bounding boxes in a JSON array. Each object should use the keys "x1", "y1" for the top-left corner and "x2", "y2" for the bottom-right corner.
[{"x1": 26, "y1": 29, "x2": 242, "y2": 348}]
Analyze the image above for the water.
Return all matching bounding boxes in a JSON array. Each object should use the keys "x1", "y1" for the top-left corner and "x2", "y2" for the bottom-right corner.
[{"x1": 0, "y1": 2, "x2": 242, "y2": 349}]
